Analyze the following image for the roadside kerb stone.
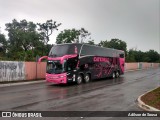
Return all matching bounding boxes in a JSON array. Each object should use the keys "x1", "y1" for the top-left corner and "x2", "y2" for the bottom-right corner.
[{"x1": 137, "y1": 87, "x2": 160, "y2": 111}]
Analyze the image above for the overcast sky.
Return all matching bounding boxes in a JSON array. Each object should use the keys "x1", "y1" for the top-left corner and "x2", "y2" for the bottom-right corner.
[{"x1": 0, "y1": 0, "x2": 159, "y2": 53}]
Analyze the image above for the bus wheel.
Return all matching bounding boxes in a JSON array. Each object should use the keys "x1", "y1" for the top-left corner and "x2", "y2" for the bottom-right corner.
[
  {"x1": 112, "y1": 72, "x2": 116, "y2": 79},
  {"x1": 84, "y1": 74, "x2": 90, "y2": 83},
  {"x1": 77, "y1": 74, "x2": 83, "y2": 84},
  {"x1": 116, "y1": 71, "x2": 119, "y2": 78}
]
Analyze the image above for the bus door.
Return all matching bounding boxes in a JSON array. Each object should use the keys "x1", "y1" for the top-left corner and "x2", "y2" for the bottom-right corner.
[
  {"x1": 119, "y1": 53, "x2": 125, "y2": 73},
  {"x1": 66, "y1": 58, "x2": 77, "y2": 82}
]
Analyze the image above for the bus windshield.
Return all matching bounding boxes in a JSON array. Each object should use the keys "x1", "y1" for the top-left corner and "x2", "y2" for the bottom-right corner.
[
  {"x1": 48, "y1": 44, "x2": 82, "y2": 57},
  {"x1": 46, "y1": 60, "x2": 66, "y2": 74},
  {"x1": 49, "y1": 45, "x2": 69, "y2": 57}
]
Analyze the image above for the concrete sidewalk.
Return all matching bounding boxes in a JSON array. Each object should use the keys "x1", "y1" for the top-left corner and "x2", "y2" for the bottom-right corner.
[{"x1": 0, "y1": 80, "x2": 45, "y2": 88}]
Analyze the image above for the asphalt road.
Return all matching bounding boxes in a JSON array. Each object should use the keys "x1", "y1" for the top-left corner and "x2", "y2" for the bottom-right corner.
[{"x1": 0, "y1": 68, "x2": 160, "y2": 120}]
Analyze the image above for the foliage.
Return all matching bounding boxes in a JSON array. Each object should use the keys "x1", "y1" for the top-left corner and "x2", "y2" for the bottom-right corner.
[
  {"x1": 56, "y1": 29, "x2": 80, "y2": 44},
  {"x1": 0, "y1": 33, "x2": 7, "y2": 57},
  {"x1": 37, "y1": 20, "x2": 61, "y2": 45},
  {"x1": 2, "y1": 19, "x2": 56, "y2": 61},
  {"x1": 87, "y1": 40, "x2": 95, "y2": 45},
  {"x1": 0, "y1": 19, "x2": 159, "y2": 62},
  {"x1": 5, "y1": 19, "x2": 41, "y2": 61},
  {"x1": 134, "y1": 50, "x2": 145, "y2": 62},
  {"x1": 99, "y1": 39, "x2": 127, "y2": 55},
  {"x1": 56, "y1": 28, "x2": 91, "y2": 44},
  {"x1": 125, "y1": 49, "x2": 136, "y2": 62},
  {"x1": 98, "y1": 40, "x2": 108, "y2": 47},
  {"x1": 145, "y1": 50, "x2": 159, "y2": 62},
  {"x1": 79, "y1": 28, "x2": 91, "y2": 43},
  {"x1": 126, "y1": 49, "x2": 160, "y2": 63}
]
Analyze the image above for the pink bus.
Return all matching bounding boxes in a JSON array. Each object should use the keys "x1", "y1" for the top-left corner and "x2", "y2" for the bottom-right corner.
[{"x1": 39, "y1": 43, "x2": 125, "y2": 84}]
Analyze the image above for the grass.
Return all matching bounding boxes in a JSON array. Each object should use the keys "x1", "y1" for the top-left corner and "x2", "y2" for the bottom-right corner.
[{"x1": 141, "y1": 87, "x2": 160, "y2": 110}]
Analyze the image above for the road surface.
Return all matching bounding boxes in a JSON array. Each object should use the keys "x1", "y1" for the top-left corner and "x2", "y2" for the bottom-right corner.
[{"x1": 0, "y1": 68, "x2": 160, "y2": 120}]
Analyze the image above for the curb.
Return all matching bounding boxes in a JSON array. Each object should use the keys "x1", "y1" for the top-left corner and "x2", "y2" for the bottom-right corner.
[
  {"x1": 137, "y1": 87, "x2": 160, "y2": 111},
  {"x1": 0, "y1": 80, "x2": 45, "y2": 88},
  {"x1": 125, "y1": 67, "x2": 156, "y2": 73},
  {"x1": 125, "y1": 69, "x2": 142, "y2": 72}
]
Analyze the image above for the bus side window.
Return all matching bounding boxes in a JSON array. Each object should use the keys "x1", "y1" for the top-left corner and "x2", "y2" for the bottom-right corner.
[
  {"x1": 120, "y1": 54, "x2": 124, "y2": 58},
  {"x1": 67, "y1": 62, "x2": 72, "y2": 71},
  {"x1": 67, "y1": 59, "x2": 77, "y2": 71}
]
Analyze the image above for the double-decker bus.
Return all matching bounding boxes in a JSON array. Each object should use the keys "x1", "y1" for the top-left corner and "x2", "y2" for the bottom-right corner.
[{"x1": 38, "y1": 43, "x2": 125, "y2": 84}]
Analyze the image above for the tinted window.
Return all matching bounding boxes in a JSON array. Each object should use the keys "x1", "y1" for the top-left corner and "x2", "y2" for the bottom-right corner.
[
  {"x1": 81, "y1": 45, "x2": 97, "y2": 56},
  {"x1": 46, "y1": 60, "x2": 65, "y2": 74},
  {"x1": 120, "y1": 53, "x2": 124, "y2": 58},
  {"x1": 67, "y1": 44, "x2": 82, "y2": 54},
  {"x1": 67, "y1": 58, "x2": 77, "y2": 71},
  {"x1": 81, "y1": 45, "x2": 116, "y2": 57},
  {"x1": 49, "y1": 44, "x2": 82, "y2": 57},
  {"x1": 49, "y1": 45, "x2": 69, "y2": 57}
]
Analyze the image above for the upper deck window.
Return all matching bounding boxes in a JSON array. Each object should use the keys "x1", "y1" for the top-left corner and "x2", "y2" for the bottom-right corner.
[
  {"x1": 49, "y1": 44, "x2": 82, "y2": 57},
  {"x1": 80, "y1": 45, "x2": 117, "y2": 57}
]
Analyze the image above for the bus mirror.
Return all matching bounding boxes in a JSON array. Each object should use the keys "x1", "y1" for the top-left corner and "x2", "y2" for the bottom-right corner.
[{"x1": 38, "y1": 56, "x2": 48, "y2": 63}]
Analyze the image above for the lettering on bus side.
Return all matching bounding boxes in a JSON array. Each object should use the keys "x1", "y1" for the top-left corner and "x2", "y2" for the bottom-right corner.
[{"x1": 93, "y1": 57, "x2": 109, "y2": 62}]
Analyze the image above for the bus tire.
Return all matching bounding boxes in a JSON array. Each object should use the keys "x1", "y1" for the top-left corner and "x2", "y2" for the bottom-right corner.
[
  {"x1": 77, "y1": 74, "x2": 83, "y2": 84},
  {"x1": 84, "y1": 74, "x2": 90, "y2": 83},
  {"x1": 116, "y1": 71, "x2": 119, "y2": 78},
  {"x1": 112, "y1": 72, "x2": 116, "y2": 79}
]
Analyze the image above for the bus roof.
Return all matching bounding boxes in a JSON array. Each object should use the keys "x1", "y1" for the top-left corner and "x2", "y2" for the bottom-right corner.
[
  {"x1": 55, "y1": 43, "x2": 124, "y2": 52},
  {"x1": 49, "y1": 43, "x2": 124, "y2": 57}
]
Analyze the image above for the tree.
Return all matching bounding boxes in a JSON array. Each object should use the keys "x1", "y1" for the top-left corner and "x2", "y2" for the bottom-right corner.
[
  {"x1": 98, "y1": 40, "x2": 108, "y2": 47},
  {"x1": 87, "y1": 40, "x2": 95, "y2": 45},
  {"x1": 145, "y1": 50, "x2": 159, "y2": 62},
  {"x1": 125, "y1": 49, "x2": 160, "y2": 63},
  {"x1": 56, "y1": 28, "x2": 91, "y2": 44},
  {"x1": 0, "y1": 33, "x2": 7, "y2": 59},
  {"x1": 108, "y1": 39, "x2": 127, "y2": 53},
  {"x1": 79, "y1": 28, "x2": 91, "y2": 43},
  {"x1": 125, "y1": 49, "x2": 136, "y2": 62},
  {"x1": 99, "y1": 39, "x2": 127, "y2": 54},
  {"x1": 56, "y1": 29, "x2": 80, "y2": 44},
  {"x1": 0, "y1": 33, "x2": 7, "y2": 51},
  {"x1": 37, "y1": 20, "x2": 61, "y2": 45},
  {"x1": 134, "y1": 50, "x2": 145, "y2": 62},
  {"x1": 5, "y1": 19, "x2": 41, "y2": 61}
]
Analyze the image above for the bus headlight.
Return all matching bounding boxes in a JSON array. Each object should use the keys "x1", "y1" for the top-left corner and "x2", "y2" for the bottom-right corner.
[
  {"x1": 73, "y1": 74, "x2": 75, "y2": 81},
  {"x1": 59, "y1": 75, "x2": 64, "y2": 78}
]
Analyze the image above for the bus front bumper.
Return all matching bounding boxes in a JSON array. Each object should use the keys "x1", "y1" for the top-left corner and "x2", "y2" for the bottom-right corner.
[{"x1": 46, "y1": 73, "x2": 67, "y2": 84}]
